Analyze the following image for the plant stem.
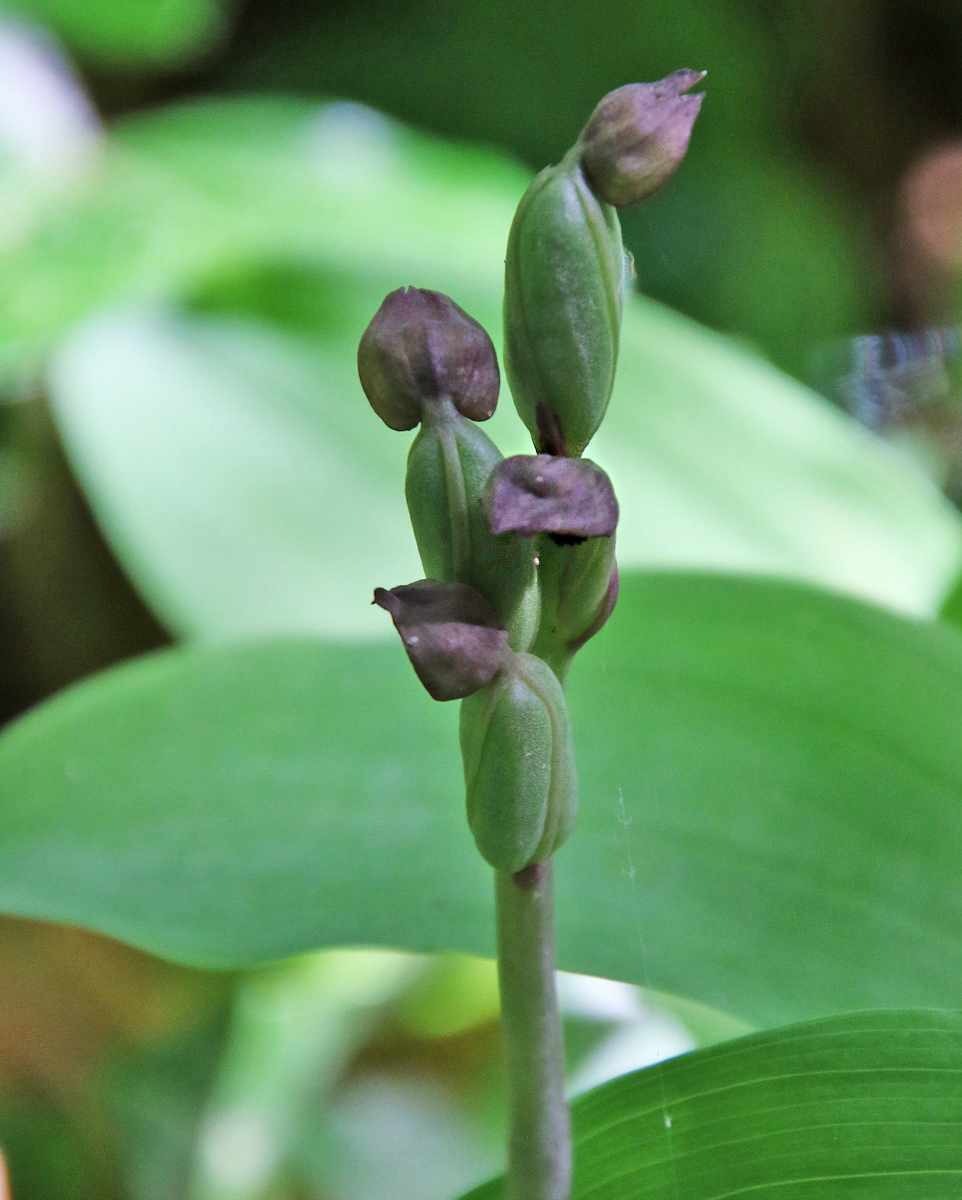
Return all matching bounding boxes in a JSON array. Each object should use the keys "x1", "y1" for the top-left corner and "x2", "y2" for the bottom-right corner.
[{"x1": 495, "y1": 859, "x2": 571, "y2": 1200}]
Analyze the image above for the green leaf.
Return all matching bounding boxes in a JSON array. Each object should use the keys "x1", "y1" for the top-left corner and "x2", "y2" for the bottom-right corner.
[
  {"x1": 1, "y1": 572, "x2": 962, "y2": 1029},
  {"x1": 48, "y1": 308, "x2": 418, "y2": 640},
  {"x1": 4, "y1": 0, "x2": 224, "y2": 66},
  {"x1": 0, "y1": 99, "x2": 527, "y2": 380},
  {"x1": 595, "y1": 304, "x2": 961, "y2": 616},
  {"x1": 2, "y1": 97, "x2": 958, "y2": 633},
  {"x1": 460, "y1": 1009, "x2": 962, "y2": 1199},
  {"x1": 938, "y1": 570, "x2": 962, "y2": 630}
]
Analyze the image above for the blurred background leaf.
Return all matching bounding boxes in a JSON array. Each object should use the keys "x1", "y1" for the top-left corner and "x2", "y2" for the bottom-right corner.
[
  {"x1": 0, "y1": 93, "x2": 952, "y2": 646},
  {"x1": 0, "y1": 97, "x2": 526, "y2": 382},
  {"x1": 0, "y1": 0, "x2": 227, "y2": 67},
  {"x1": 2, "y1": 572, "x2": 962, "y2": 1031}
]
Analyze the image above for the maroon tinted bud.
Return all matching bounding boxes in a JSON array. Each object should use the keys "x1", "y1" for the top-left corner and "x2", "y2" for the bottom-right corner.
[
  {"x1": 579, "y1": 70, "x2": 706, "y2": 208},
  {"x1": 358, "y1": 287, "x2": 500, "y2": 429},
  {"x1": 483, "y1": 455, "x2": 619, "y2": 540},
  {"x1": 373, "y1": 579, "x2": 510, "y2": 701}
]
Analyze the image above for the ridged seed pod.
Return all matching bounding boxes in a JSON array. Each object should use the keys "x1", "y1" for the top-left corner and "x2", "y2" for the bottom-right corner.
[
  {"x1": 461, "y1": 653, "x2": 577, "y2": 873},
  {"x1": 531, "y1": 538, "x2": 619, "y2": 680},
  {"x1": 406, "y1": 400, "x2": 538, "y2": 648},
  {"x1": 503, "y1": 152, "x2": 627, "y2": 457}
]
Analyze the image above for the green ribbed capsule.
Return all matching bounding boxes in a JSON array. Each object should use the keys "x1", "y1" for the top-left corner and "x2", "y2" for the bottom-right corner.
[
  {"x1": 504, "y1": 151, "x2": 627, "y2": 457},
  {"x1": 406, "y1": 399, "x2": 538, "y2": 649},
  {"x1": 531, "y1": 536, "x2": 619, "y2": 682},
  {"x1": 461, "y1": 652, "x2": 577, "y2": 873}
]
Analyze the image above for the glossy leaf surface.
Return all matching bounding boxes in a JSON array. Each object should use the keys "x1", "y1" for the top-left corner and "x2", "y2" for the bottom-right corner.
[
  {"x1": 461, "y1": 1010, "x2": 962, "y2": 1199},
  {"x1": 1, "y1": 573, "x2": 961, "y2": 1028}
]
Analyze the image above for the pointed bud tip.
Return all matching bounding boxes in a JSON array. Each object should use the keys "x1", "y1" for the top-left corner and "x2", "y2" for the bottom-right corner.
[
  {"x1": 358, "y1": 287, "x2": 500, "y2": 429},
  {"x1": 374, "y1": 579, "x2": 509, "y2": 701},
  {"x1": 579, "y1": 70, "x2": 706, "y2": 208}
]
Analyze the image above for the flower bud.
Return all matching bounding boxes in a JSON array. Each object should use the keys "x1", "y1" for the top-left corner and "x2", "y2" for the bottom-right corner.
[
  {"x1": 374, "y1": 579, "x2": 510, "y2": 701},
  {"x1": 483, "y1": 455, "x2": 619, "y2": 677},
  {"x1": 579, "y1": 71, "x2": 705, "y2": 208},
  {"x1": 503, "y1": 154, "x2": 626, "y2": 456},
  {"x1": 483, "y1": 455, "x2": 618, "y2": 539},
  {"x1": 461, "y1": 653, "x2": 577, "y2": 873},
  {"x1": 358, "y1": 287, "x2": 499, "y2": 429},
  {"x1": 406, "y1": 403, "x2": 539, "y2": 648}
]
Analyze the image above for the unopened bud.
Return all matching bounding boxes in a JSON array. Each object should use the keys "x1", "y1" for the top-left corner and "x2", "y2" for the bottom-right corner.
[
  {"x1": 578, "y1": 71, "x2": 705, "y2": 208},
  {"x1": 374, "y1": 580, "x2": 509, "y2": 701},
  {"x1": 461, "y1": 653, "x2": 577, "y2": 872},
  {"x1": 407, "y1": 407, "x2": 539, "y2": 647},
  {"x1": 358, "y1": 287, "x2": 499, "y2": 429},
  {"x1": 484, "y1": 455, "x2": 619, "y2": 539},
  {"x1": 503, "y1": 155, "x2": 626, "y2": 456}
]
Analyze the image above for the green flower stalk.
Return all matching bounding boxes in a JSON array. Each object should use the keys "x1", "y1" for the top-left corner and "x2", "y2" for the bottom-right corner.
[{"x1": 360, "y1": 70, "x2": 703, "y2": 1200}]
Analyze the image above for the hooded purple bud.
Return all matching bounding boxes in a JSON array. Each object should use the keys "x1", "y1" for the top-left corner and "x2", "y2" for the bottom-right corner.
[
  {"x1": 579, "y1": 70, "x2": 706, "y2": 208},
  {"x1": 483, "y1": 455, "x2": 619, "y2": 540},
  {"x1": 358, "y1": 287, "x2": 500, "y2": 429},
  {"x1": 373, "y1": 579, "x2": 510, "y2": 701}
]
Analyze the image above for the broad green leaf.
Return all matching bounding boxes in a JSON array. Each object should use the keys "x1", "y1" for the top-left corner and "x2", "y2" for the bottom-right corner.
[
  {"x1": 938, "y1": 570, "x2": 962, "y2": 629},
  {"x1": 460, "y1": 1009, "x2": 962, "y2": 1199},
  {"x1": 2, "y1": 573, "x2": 962, "y2": 1029},
  {"x1": 0, "y1": 96, "x2": 957, "y2": 632},
  {"x1": 49, "y1": 308, "x2": 417, "y2": 640}
]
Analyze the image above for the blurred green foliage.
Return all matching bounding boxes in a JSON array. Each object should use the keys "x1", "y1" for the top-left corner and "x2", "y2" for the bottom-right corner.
[{"x1": 2, "y1": 0, "x2": 225, "y2": 65}]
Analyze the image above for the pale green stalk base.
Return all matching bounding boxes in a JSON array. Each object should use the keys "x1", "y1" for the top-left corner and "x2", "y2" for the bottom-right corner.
[{"x1": 495, "y1": 860, "x2": 572, "y2": 1200}]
